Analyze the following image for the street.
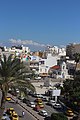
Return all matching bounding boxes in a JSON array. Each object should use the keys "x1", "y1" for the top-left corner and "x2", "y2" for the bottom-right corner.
[
  {"x1": 28, "y1": 95, "x2": 62, "y2": 116},
  {"x1": 5, "y1": 100, "x2": 37, "y2": 120},
  {"x1": 0, "y1": 79, "x2": 75, "y2": 120},
  {"x1": 0, "y1": 91, "x2": 43, "y2": 120}
]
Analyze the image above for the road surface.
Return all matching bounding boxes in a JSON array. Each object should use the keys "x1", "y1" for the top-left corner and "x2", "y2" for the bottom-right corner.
[{"x1": 5, "y1": 100, "x2": 37, "y2": 120}]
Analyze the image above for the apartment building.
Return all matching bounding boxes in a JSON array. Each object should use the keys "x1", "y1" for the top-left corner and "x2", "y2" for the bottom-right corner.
[{"x1": 39, "y1": 54, "x2": 59, "y2": 77}]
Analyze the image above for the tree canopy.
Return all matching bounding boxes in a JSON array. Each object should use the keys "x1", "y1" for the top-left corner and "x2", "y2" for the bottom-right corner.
[
  {"x1": 0, "y1": 54, "x2": 35, "y2": 107},
  {"x1": 51, "y1": 113, "x2": 68, "y2": 120}
]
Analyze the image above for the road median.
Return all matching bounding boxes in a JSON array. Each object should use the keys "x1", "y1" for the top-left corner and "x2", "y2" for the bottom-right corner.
[{"x1": 8, "y1": 94, "x2": 44, "y2": 120}]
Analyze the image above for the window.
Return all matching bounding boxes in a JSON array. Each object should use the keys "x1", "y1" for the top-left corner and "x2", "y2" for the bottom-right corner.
[
  {"x1": 58, "y1": 71, "x2": 61, "y2": 75},
  {"x1": 40, "y1": 68, "x2": 42, "y2": 72},
  {"x1": 45, "y1": 69, "x2": 47, "y2": 72},
  {"x1": 63, "y1": 66, "x2": 65, "y2": 69},
  {"x1": 39, "y1": 61, "x2": 44, "y2": 65}
]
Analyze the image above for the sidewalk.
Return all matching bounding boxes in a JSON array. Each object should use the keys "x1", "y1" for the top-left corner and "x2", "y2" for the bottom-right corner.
[
  {"x1": 0, "y1": 108, "x2": 4, "y2": 119},
  {"x1": 8, "y1": 94, "x2": 44, "y2": 120}
]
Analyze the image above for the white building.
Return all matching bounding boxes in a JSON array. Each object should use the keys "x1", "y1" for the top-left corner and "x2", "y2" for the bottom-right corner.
[
  {"x1": 47, "y1": 46, "x2": 66, "y2": 56},
  {"x1": 39, "y1": 53, "x2": 59, "y2": 77},
  {"x1": 58, "y1": 48, "x2": 66, "y2": 56},
  {"x1": 8, "y1": 45, "x2": 30, "y2": 54},
  {"x1": 49, "y1": 61, "x2": 68, "y2": 79}
]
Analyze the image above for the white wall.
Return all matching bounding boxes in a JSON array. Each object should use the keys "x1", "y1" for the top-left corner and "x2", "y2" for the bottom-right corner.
[
  {"x1": 46, "y1": 54, "x2": 58, "y2": 67},
  {"x1": 39, "y1": 54, "x2": 59, "y2": 74}
]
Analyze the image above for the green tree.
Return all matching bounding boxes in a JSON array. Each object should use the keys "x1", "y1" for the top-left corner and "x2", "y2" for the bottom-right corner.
[
  {"x1": 51, "y1": 113, "x2": 68, "y2": 120},
  {"x1": 0, "y1": 54, "x2": 35, "y2": 107},
  {"x1": 63, "y1": 78, "x2": 80, "y2": 104},
  {"x1": 63, "y1": 80, "x2": 80, "y2": 112},
  {"x1": 73, "y1": 53, "x2": 80, "y2": 64},
  {"x1": 73, "y1": 53, "x2": 80, "y2": 77}
]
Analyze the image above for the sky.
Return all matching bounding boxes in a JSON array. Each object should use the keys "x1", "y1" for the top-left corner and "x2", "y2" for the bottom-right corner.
[{"x1": 0, "y1": 0, "x2": 80, "y2": 50}]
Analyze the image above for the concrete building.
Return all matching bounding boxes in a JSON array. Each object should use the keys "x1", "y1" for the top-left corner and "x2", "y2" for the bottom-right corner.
[
  {"x1": 39, "y1": 54, "x2": 59, "y2": 77},
  {"x1": 49, "y1": 61, "x2": 68, "y2": 79},
  {"x1": 46, "y1": 46, "x2": 66, "y2": 56}
]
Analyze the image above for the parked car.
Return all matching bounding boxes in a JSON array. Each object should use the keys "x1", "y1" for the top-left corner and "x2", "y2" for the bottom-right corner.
[
  {"x1": 27, "y1": 101, "x2": 35, "y2": 108},
  {"x1": 39, "y1": 110, "x2": 48, "y2": 117},
  {"x1": 53, "y1": 103, "x2": 62, "y2": 109},
  {"x1": 65, "y1": 109, "x2": 74, "y2": 117},
  {"x1": 47, "y1": 100, "x2": 56, "y2": 106}
]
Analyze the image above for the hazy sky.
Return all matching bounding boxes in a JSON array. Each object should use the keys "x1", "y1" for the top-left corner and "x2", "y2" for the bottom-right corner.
[{"x1": 0, "y1": 0, "x2": 80, "y2": 49}]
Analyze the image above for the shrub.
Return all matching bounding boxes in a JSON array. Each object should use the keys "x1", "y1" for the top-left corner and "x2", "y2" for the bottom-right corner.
[{"x1": 51, "y1": 113, "x2": 68, "y2": 120}]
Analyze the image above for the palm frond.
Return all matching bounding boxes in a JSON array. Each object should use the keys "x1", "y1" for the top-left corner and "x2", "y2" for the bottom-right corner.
[{"x1": 0, "y1": 54, "x2": 35, "y2": 93}]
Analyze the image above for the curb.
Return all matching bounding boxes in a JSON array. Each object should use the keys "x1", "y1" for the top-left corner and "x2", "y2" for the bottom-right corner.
[{"x1": 19, "y1": 103, "x2": 40, "y2": 120}]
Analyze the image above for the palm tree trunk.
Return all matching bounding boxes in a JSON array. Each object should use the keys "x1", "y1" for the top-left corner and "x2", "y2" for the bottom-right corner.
[
  {"x1": 74, "y1": 62, "x2": 77, "y2": 79},
  {"x1": 1, "y1": 90, "x2": 5, "y2": 108}
]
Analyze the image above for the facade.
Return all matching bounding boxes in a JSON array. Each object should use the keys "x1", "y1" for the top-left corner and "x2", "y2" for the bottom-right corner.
[
  {"x1": 0, "y1": 44, "x2": 71, "y2": 80},
  {"x1": 76, "y1": 63, "x2": 80, "y2": 71},
  {"x1": 24, "y1": 53, "x2": 59, "y2": 77},
  {"x1": 66, "y1": 60, "x2": 75, "y2": 75},
  {"x1": 49, "y1": 61, "x2": 68, "y2": 79},
  {"x1": 46, "y1": 46, "x2": 66, "y2": 56},
  {"x1": 39, "y1": 54, "x2": 59, "y2": 77}
]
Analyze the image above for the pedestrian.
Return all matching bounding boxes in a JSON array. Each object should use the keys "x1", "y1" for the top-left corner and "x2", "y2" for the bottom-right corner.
[
  {"x1": 22, "y1": 111, "x2": 25, "y2": 117},
  {"x1": 14, "y1": 100, "x2": 18, "y2": 104}
]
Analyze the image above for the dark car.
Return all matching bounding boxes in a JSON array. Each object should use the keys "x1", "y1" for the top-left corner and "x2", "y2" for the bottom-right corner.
[
  {"x1": 23, "y1": 98, "x2": 30, "y2": 104},
  {"x1": 33, "y1": 105, "x2": 41, "y2": 112},
  {"x1": 44, "y1": 116, "x2": 51, "y2": 120},
  {"x1": 17, "y1": 96, "x2": 24, "y2": 100}
]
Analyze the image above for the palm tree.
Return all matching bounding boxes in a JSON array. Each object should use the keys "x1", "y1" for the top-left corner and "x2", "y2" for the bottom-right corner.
[
  {"x1": 0, "y1": 54, "x2": 35, "y2": 107},
  {"x1": 74, "y1": 53, "x2": 80, "y2": 63}
]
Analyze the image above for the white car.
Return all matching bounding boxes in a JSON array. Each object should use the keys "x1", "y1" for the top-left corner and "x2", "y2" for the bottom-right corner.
[
  {"x1": 35, "y1": 77, "x2": 41, "y2": 80},
  {"x1": 33, "y1": 93, "x2": 40, "y2": 97},
  {"x1": 28, "y1": 101, "x2": 35, "y2": 108},
  {"x1": 42, "y1": 96, "x2": 48, "y2": 101},
  {"x1": 1, "y1": 113, "x2": 10, "y2": 120},
  {"x1": 53, "y1": 103, "x2": 62, "y2": 109},
  {"x1": 47, "y1": 100, "x2": 56, "y2": 106},
  {"x1": 38, "y1": 94, "x2": 43, "y2": 98},
  {"x1": 25, "y1": 78, "x2": 31, "y2": 80},
  {"x1": 39, "y1": 110, "x2": 48, "y2": 117}
]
